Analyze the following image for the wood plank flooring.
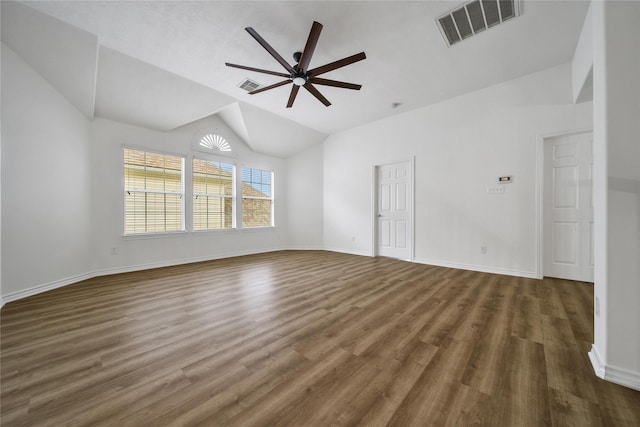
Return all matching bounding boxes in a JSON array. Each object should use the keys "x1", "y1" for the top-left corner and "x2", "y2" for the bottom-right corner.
[{"x1": 1, "y1": 250, "x2": 639, "y2": 426}]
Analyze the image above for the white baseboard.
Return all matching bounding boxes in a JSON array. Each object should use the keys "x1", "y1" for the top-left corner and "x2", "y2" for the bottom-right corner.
[
  {"x1": 1, "y1": 271, "x2": 96, "y2": 306},
  {"x1": 284, "y1": 245, "x2": 325, "y2": 251},
  {"x1": 0, "y1": 250, "x2": 558, "y2": 308},
  {"x1": 0, "y1": 247, "x2": 287, "y2": 307},
  {"x1": 322, "y1": 247, "x2": 373, "y2": 258},
  {"x1": 413, "y1": 257, "x2": 538, "y2": 279},
  {"x1": 589, "y1": 344, "x2": 640, "y2": 391},
  {"x1": 92, "y1": 247, "x2": 286, "y2": 278},
  {"x1": 312, "y1": 251, "x2": 537, "y2": 278},
  {"x1": 589, "y1": 344, "x2": 606, "y2": 377}
]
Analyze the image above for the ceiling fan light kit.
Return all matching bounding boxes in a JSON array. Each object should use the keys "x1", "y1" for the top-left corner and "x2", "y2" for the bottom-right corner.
[
  {"x1": 292, "y1": 75, "x2": 307, "y2": 87},
  {"x1": 226, "y1": 21, "x2": 366, "y2": 108}
]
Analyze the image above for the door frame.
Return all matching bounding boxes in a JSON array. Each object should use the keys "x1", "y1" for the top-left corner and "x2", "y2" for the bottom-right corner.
[
  {"x1": 372, "y1": 157, "x2": 415, "y2": 260},
  {"x1": 535, "y1": 128, "x2": 593, "y2": 279}
]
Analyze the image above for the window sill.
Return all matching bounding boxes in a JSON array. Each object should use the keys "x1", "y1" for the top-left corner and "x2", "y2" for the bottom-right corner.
[
  {"x1": 240, "y1": 226, "x2": 277, "y2": 233},
  {"x1": 192, "y1": 228, "x2": 238, "y2": 236},
  {"x1": 121, "y1": 227, "x2": 276, "y2": 239},
  {"x1": 122, "y1": 231, "x2": 188, "y2": 240}
]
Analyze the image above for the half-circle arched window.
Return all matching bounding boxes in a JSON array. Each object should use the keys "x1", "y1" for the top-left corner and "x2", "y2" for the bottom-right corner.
[{"x1": 199, "y1": 133, "x2": 231, "y2": 152}]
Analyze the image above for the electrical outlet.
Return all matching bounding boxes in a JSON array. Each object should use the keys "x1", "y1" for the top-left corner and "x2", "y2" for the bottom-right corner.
[
  {"x1": 110, "y1": 247, "x2": 119, "y2": 256},
  {"x1": 480, "y1": 246, "x2": 487, "y2": 254},
  {"x1": 595, "y1": 296, "x2": 600, "y2": 316}
]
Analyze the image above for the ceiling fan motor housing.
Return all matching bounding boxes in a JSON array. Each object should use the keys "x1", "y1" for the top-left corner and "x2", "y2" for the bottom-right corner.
[{"x1": 292, "y1": 51, "x2": 307, "y2": 85}]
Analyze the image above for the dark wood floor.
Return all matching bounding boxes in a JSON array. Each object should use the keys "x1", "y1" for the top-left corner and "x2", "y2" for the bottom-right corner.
[{"x1": 1, "y1": 251, "x2": 639, "y2": 426}]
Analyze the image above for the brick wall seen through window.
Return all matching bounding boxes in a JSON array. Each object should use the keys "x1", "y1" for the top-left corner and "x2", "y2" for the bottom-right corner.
[{"x1": 241, "y1": 167, "x2": 273, "y2": 228}]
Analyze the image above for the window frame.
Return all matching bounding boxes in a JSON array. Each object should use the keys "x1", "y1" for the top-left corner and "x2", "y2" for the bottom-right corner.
[
  {"x1": 121, "y1": 143, "x2": 277, "y2": 236},
  {"x1": 123, "y1": 147, "x2": 186, "y2": 236},
  {"x1": 241, "y1": 167, "x2": 275, "y2": 229},
  {"x1": 192, "y1": 156, "x2": 237, "y2": 232}
]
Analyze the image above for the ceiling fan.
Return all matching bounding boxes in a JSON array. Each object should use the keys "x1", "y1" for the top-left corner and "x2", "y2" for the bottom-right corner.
[{"x1": 226, "y1": 21, "x2": 366, "y2": 108}]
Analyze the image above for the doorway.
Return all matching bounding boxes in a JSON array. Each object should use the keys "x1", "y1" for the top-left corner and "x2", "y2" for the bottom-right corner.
[
  {"x1": 375, "y1": 160, "x2": 413, "y2": 260},
  {"x1": 540, "y1": 130, "x2": 594, "y2": 282}
]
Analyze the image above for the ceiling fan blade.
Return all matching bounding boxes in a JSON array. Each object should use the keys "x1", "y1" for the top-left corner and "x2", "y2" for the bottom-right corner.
[
  {"x1": 297, "y1": 21, "x2": 323, "y2": 73},
  {"x1": 249, "y1": 79, "x2": 292, "y2": 95},
  {"x1": 245, "y1": 27, "x2": 295, "y2": 74},
  {"x1": 310, "y1": 77, "x2": 362, "y2": 90},
  {"x1": 225, "y1": 63, "x2": 290, "y2": 78},
  {"x1": 303, "y1": 83, "x2": 331, "y2": 107},
  {"x1": 308, "y1": 52, "x2": 367, "y2": 77},
  {"x1": 286, "y1": 85, "x2": 300, "y2": 108}
]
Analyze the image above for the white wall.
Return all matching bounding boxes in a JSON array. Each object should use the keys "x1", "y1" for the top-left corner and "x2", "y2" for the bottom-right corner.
[
  {"x1": 324, "y1": 63, "x2": 592, "y2": 277},
  {"x1": 1, "y1": 43, "x2": 93, "y2": 298},
  {"x1": 0, "y1": 120, "x2": 2, "y2": 308},
  {"x1": 90, "y1": 116, "x2": 288, "y2": 276},
  {"x1": 0, "y1": 31, "x2": 3, "y2": 308},
  {"x1": 1, "y1": 42, "x2": 290, "y2": 302},
  {"x1": 286, "y1": 143, "x2": 324, "y2": 249},
  {"x1": 590, "y1": 0, "x2": 640, "y2": 391},
  {"x1": 572, "y1": 3, "x2": 593, "y2": 103}
]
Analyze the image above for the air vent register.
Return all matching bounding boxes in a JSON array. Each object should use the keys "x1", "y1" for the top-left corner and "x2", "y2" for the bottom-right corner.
[{"x1": 437, "y1": 0, "x2": 521, "y2": 46}]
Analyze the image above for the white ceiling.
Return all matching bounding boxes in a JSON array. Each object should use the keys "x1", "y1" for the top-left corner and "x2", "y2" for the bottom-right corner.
[{"x1": 1, "y1": 1, "x2": 589, "y2": 158}]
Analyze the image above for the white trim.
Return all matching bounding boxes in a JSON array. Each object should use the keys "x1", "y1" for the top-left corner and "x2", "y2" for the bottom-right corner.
[
  {"x1": 372, "y1": 157, "x2": 415, "y2": 261},
  {"x1": 122, "y1": 230, "x2": 188, "y2": 239},
  {"x1": 535, "y1": 128, "x2": 593, "y2": 279},
  {"x1": 285, "y1": 245, "x2": 326, "y2": 251},
  {"x1": 410, "y1": 156, "x2": 416, "y2": 262},
  {"x1": 0, "y1": 297, "x2": 5, "y2": 310},
  {"x1": 324, "y1": 247, "x2": 374, "y2": 259},
  {"x1": 0, "y1": 247, "x2": 287, "y2": 305},
  {"x1": 413, "y1": 257, "x2": 538, "y2": 279},
  {"x1": 91, "y1": 247, "x2": 285, "y2": 278},
  {"x1": 371, "y1": 165, "x2": 377, "y2": 256},
  {"x1": 589, "y1": 345, "x2": 640, "y2": 391},
  {"x1": 237, "y1": 226, "x2": 277, "y2": 233},
  {"x1": 588, "y1": 344, "x2": 605, "y2": 377},
  {"x1": 1, "y1": 271, "x2": 96, "y2": 305}
]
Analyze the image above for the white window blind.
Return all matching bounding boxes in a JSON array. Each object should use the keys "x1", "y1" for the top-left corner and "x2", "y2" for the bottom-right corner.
[
  {"x1": 193, "y1": 158, "x2": 235, "y2": 230},
  {"x1": 241, "y1": 167, "x2": 273, "y2": 228},
  {"x1": 124, "y1": 148, "x2": 184, "y2": 234}
]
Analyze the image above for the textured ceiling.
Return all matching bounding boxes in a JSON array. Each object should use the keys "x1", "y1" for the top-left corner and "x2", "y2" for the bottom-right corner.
[{"x1": 1, "y1": 1, "x2": 590, "y2": 157}]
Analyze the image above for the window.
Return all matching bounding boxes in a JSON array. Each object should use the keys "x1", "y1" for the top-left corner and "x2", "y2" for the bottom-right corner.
[
  {"x1": 193, "y1": 158, "x2": 235, "y2": 230},
  {"x1": 199, "y1": 133, "x2": 231, "y2": 152},
  {"x1": 124, "y1": 148, "x2": 184, "y2": 234},
  {"x1": 242, "y1": 167, "x2": 273, "y2": 228}
]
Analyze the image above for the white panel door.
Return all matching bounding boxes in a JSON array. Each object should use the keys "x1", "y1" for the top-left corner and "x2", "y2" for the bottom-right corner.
[
  {"x1": 377, "y1": 161, "x2": 412, "y2": 260},
  {"x1": 543, "y1": 132, "x2": 594, "y2": 282}
]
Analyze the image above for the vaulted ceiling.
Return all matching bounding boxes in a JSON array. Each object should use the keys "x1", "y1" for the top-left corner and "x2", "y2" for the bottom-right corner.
[{"x1": 1, "y1": 1, "x2": 589, "y2": 157}]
